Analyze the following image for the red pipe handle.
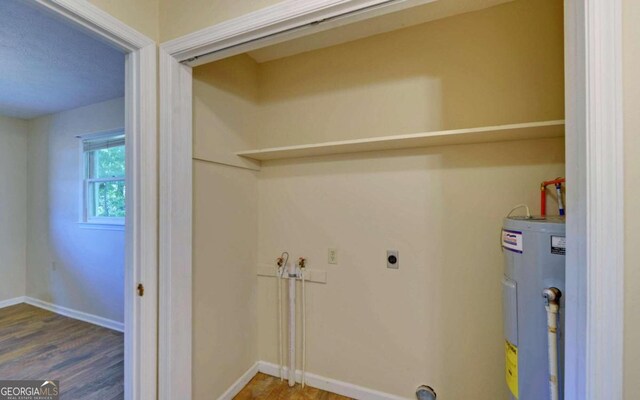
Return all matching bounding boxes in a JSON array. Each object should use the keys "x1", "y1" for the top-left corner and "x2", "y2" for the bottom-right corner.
[{"x1": 540, "y1": 178, "x2": 566, "y2": 217}]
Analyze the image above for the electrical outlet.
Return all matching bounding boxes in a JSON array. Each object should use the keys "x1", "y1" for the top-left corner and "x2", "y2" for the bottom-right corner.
[
  {"x1": 387, "y1": 250, "x2": 399, "y2": 269},
  {"x1": 52, "y1": 261, "x2": 57, "y2": 271},
  {"x1": 328, "y1": 248, "x2": 338, "y2": 264}
]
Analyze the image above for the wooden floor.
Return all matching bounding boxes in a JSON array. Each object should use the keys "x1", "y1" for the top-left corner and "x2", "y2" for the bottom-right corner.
[
  {"x1": 235, "y1": 373, "x2": 352, "y2": 400},
  {"x1": 0, "y1": 303, "x2": 124, "y2": 400}
]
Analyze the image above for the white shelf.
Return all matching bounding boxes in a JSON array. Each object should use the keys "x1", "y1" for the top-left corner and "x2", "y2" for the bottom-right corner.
[{"x1": 237, "y1": 120, "x2": 565, "y2": 161}]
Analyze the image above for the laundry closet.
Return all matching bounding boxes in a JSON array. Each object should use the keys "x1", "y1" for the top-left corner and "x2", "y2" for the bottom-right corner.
[{"x1": 190, "y1": 0, "x2": 565, "y2": 399}]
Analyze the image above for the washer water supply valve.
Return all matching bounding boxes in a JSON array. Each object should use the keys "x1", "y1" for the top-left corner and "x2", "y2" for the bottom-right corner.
[
  {"x1": 540, "y1": 177, "x2": 566, "y2": 216},
  {"x1": 416, "y1": 385, "x2": 436, "y2": 400},
  {"x1": 276, "y1": 252, "x2": 289, "y2": 269}
]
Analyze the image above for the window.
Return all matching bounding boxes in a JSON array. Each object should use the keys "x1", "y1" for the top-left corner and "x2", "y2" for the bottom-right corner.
[{"x1": 82, "y1": 132, "x2": 126, "y2": 225}]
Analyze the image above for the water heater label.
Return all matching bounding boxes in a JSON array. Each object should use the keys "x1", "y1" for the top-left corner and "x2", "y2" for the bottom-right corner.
[
  {"x1": 505, "y1": 340, "x2": 519, "y2": 398},
  {"x1": 502, "y1": 230, "x2": 523, "y2": 253},
  {"x1": 551, "y1": 236, "x2": 566, "y2": 255}
]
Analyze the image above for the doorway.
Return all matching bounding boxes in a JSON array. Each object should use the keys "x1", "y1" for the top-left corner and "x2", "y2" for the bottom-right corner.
[
  {"x1": 159, "y1": 0, "x2": 624, "y2": 399},
  {"x1": 0, "y1": 0, "x2": 157, "y2": 399}
]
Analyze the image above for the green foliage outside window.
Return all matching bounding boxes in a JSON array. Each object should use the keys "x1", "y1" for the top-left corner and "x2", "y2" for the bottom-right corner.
[
  {"x1": 95, "y1": 145, "x2": 125, "y2": 178},
  {"x1": 86, "y1": 143, "x2": 126, "y2": 220}
]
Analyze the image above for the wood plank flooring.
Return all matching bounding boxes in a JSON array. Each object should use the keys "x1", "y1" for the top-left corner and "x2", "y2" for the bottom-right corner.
[
  {"x1": 0, "y1": 303, "x2": 124, "y2": 400},
  {"x1": 234, "y1": 373, "x2": 352, "y2": 400}
]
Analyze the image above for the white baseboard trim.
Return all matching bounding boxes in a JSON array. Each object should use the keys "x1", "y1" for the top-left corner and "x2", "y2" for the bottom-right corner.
[
  {"x1": 0, "y1": 296, "x2": 27, "y2": 309},
  {"x1": 24, "y1": 297, "x2": 124, "y2": 333},
  {"x1": 257, "y1": 361, "x2": 408, "y2": 400},
  {"x1": 217, "y1": 362, "x2": 259, "y2": 400}
]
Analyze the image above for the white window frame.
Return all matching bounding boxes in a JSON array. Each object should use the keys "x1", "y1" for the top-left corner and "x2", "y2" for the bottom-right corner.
[{"x1": 80, "y1": 129, "x2": 126, "y2": 227}]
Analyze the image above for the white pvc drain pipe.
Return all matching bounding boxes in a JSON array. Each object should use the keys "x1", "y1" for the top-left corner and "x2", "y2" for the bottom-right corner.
[
  {"x1": 543, "y1": 287, "x2": 561, "y2": 400},
  {"x1": 276, "y1": 253, "x2": 289, "y2": 381},
  {"x1": 276, "y1": 253, "x2": 308, "y2": 388},
  {"x1": 300, "y1": 258, "x2": 307, "y2": 388},
  {"x1": 288, "y1": 261, "x2": 297, "y2": 387}
]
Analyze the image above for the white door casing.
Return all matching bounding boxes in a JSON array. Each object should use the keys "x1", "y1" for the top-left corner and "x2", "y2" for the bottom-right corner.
[
  {"x1": 159, "y1": 0, "x2": 625, "y2": 398},
  {"x1": 564, "y1": 0, "x2": 624, "y2": 399}
]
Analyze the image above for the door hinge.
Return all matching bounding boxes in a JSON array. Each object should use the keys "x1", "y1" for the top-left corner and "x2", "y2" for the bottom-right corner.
[{"x1": 137, "y1": 283, "x2": 145, "y2": 297}]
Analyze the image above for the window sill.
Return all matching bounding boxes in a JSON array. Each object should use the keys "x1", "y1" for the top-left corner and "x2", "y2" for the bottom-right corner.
[{"x1": 78, "y1": 222, "x2": 125, "y2": 231}]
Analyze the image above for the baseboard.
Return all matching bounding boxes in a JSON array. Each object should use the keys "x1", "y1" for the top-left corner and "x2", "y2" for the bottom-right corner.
[
  {"x1": 217, "y1": 362, "x2": 259, "y2": 400},
  {"x1": 0, "y1": 296, "x2": 27, "y2": 309},
  {"x1": 257, "y1": 361, "x2": 408, "y2": 400},
  {"x1": 24, "y1": 297, "x2": 124, "y2": 333}
]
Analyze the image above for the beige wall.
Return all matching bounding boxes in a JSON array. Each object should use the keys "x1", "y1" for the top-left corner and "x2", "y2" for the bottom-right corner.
[
  {"x1": 256, "y1": 0, "x2": 564, "y2": 148},
  {"x1": 623, "y1": 0, "x2": 639, "y2": 398},
  {"x1": 159, "y1": 0, "x2": 282, "y2": 42},
  {"x1": 193, "y1": 1, "x2": 565, "y2": 398},
  {"x1": 192, "y1": 160, "x2": 258, "y2": 400},
  {"x1": 192, "y1": 58, "x2": 260, "y2": 399},
  {"x1": 90, "y1": 0, "x2": 276, "y2": 42},
  {"x1": 193, "y1": 55, "x2": 260, "y2": 170},
  {"x1": 88, "y1": 0, "x2": 158, "y2": 41},
  {"x1": 257, "y1": 140, "x2": 564, "y2": 399},
  {"x1": 0, "y1": 115, "x2": 28, "y2": 302}
]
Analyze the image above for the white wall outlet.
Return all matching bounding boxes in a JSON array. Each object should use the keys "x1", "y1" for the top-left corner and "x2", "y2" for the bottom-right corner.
[
  {"x1": 387, "y1": 250, "x2": 399, "y2": 269},
  {"x1": 52, "y1": 261, "x2": 57, "y2": 271},
  {"x1": 328, "y1": 248, "x2": 338, "y2": 264}
]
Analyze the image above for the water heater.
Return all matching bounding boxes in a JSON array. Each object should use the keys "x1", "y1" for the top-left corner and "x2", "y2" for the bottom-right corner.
[{"x1": 502, "y1": 216, "x2": 565, "y2": 400}]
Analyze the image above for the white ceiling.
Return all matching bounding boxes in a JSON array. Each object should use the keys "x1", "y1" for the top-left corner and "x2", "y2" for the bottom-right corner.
[{"x1": 0, "y1": 0, "x2": 125, "y2": 119}]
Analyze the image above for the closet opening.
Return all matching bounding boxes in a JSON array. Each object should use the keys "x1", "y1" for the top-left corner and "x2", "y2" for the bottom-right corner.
[{"x1": 188, "y1": 1, "x2": 566, "y2": 399}]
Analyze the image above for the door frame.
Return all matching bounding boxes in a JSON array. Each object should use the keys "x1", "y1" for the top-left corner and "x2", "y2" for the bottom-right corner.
[
  {"x1": 159, "y1": 0, "x2": 624, "y2": 398},
  {"x1": 563, "y1": 1, "x2": 624, "y2": 398},
  {"x1": 33, "y1": 1, "x2": 158, "y2": 399}
]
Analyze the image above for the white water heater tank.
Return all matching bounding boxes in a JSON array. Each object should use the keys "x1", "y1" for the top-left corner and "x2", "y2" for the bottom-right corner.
[{"x1": 502, "y1": 216, "x2": 565, "y2": 400}]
